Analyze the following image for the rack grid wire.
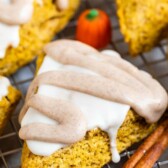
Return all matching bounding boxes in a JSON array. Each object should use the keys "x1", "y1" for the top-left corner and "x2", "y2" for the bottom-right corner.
[{"x1": 1, "y1": 0, "x2": 168, "y2": 167}]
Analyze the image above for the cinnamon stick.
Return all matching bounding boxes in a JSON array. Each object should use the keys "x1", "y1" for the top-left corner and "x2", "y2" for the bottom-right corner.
[
  {"x1": 135, "y1": 128, "x2": 168, "y2": 168},
  {"x1": 123, "y1": 119, "x2": 168, "y2": 168}
]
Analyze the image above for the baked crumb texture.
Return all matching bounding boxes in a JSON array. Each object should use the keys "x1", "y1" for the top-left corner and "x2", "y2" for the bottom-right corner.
[
  {"x1": 0, "y1": 0, "x2": 79, "y2": 76},
  {"x1": 22, "y1": 110, "x2": 156, "y2": 168},
  {"x1": 0, "y1": 86, "x2": 21, "y2": 135},
  {"x1": 116, "y1": 0, "x2": 168, "y2": 56}
]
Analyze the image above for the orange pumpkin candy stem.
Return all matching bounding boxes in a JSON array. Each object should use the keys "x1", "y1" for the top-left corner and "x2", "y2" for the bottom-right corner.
[{"x1": 76, "y1": 9, "x2": 112, "y2": 49}]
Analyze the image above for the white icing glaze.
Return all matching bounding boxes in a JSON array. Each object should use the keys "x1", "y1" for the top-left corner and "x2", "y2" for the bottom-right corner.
[
  {"x1": 0, "y1": 23, "x2": 19, "y2": 58},
  {"x1": 21, "y1": 50, "x2": 130, "y2": 162},
  {"x1": 0, "y1": 76, "x2": 10, "y2": 100}
]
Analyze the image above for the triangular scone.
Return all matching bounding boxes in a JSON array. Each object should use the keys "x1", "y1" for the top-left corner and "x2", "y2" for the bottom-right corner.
[
  {"x1": 19, "y1": 40, "x2": 167, "y2": 168},
  {"x1": 0, "y1": 0, "x2": 79, "y2": 76},
  {"x1": 0, "y1": 77, "x2": 21, "y2": 135},
  {"x1": 116, "y1": 0, "x2": 168, "y2": 55}
]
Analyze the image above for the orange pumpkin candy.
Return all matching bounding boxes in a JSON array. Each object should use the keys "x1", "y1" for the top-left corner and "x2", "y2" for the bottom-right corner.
[{"x1": 76, "y1": 9, "x2": 112, "y2": 49}]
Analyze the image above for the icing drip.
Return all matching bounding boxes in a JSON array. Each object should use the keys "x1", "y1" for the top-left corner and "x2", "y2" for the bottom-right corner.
[
  {"x1": 0, "y1": 76, "x2": 10, "y2": 101},
  {"x1": 19, "y1": 40, "x2": 168, "y2": 162},
  {"x1": 107, "y1": 128, "x2": 121, "y2": 163}
]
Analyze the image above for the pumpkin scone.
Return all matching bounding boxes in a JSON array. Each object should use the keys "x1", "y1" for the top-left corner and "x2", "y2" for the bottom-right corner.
[
  {"x1": 116, "y1": 0, "x2": 168, "y2": 55},
  {"x1": 19, "y1": 40, "x2": 167, "y2": 168},
  {"x1": 0, "y1": 76, "x2": 21, "y2": 135},
  {"x1": 0, "y1": 0, "x2": 79, "y2": 76}
]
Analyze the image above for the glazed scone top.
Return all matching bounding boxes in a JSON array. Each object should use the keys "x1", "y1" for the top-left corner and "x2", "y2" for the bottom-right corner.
[
  {"x1": 19, "y1": 40, "x2": 168, "y2": 162},
  {"x1": 0, "y1": 0, "x2": 69, "y2": 58},
  {"x1": 21, "y1": 40, "x2": 167, "y2": 123},
  {"x1": 0, "y1": 0, "x2": 70, "y2": 25},
  {"x1": 0, "y1": 76, "x2": 10, "y2": 100}
]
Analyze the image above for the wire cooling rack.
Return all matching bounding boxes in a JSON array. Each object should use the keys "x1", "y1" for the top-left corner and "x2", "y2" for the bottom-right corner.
[{"x1": 1, "y1": 0, "x2": 168, "y2": 167}]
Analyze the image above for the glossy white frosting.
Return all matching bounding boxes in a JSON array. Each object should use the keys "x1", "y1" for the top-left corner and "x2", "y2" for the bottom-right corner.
[
  {"x1": 21, "y1": 50, "x2": 130, "y2": 162},
  {"x1": 0, "y1": 76, "x2": 10, "y2": 100}
]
